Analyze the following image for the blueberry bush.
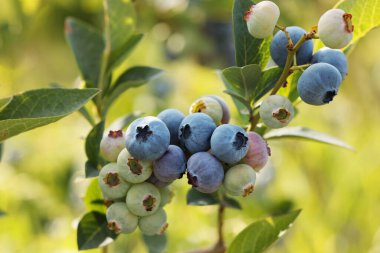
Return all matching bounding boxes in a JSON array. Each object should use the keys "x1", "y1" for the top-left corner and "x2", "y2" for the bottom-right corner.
[{"x1": 1, "y1": 0, "x2": 380, "y2": 252}]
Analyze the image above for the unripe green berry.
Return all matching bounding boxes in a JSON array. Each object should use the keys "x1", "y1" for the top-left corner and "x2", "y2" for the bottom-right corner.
[
  {"x1": 126, "y1": 182, "x2": 161, "y2": 217},
  {"x1": 98, "y1": 163, "x2": 130, "y2": 200},
  {"x1": 159, "y1": 187, "x2": 174, "y2": 208},
  {"x1": 138, "y1": 208, "x2": 168, "y2": 236},
  {"x1": 259, "y1": 95, "x2": 294, "y2": 129},
  {"x1": 100, "y1": 130, "x2": 125, "y2": 162},
  {"x1": 117, "y1": 148, "x2": 153, "y2": 183},
  {"x1": 189, "y1": 96, "x2": 223, "y2": 125},
  {"x1": 224, "y1": 164, "x2": 256, "y2": 197},
  {"x1": 106, "y1": 202, "x2": 138, "y2": 234},
  {"x1": 245, "y1": 1, "x2": 280, "y2": 39}
]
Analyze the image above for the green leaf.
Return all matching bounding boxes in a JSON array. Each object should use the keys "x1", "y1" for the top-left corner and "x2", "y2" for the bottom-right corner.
[
  {"x1": 78, "y1": 107, "x2": 96, "y2": 126},
  {"x1": 0, "y1": 210, "x2": 5, "y2": 217},
  {"x1": 287, "y1": 71, "x2": 301, "y2": 102},
  {"x1": 233, "y1": 0, "x2": 271, "y2": 68},
  {"x1": 223, "y1": 90, "x2": 251, "y2": 112},
  {"x1": 85, "y1": 160, "x2": 100, "y2": 178},
  {"x1": 254, "y1": 67, "x2": 283, "y2": 101},
  {"x1": 228, "y1": 209, "x2": 301, "y2": 253},
  {"x1": 85, "y1": 121, "x2": 105, "y2": 167},
  {"x1": 108, "y1": 33, "x2": 143, "y2": 71},
  {"x1": 104, "y1": 0, "x2": 136, "y2": 54},
  {"x1": 65, "y1": 18, "x2": 104, "y2": 87},
  {"x1": 186, "y1": 188, "x2": 219, "y2": 206},
  {"x1": 221, "y1": 196, "x2": 242, "y2": 210},
  {"x1": 0, "y1": 97, "x2": 12, "y2": 111},
  {"x1": 142, "y1": 234, "x2": 167, "y2": 253},
  {"x1": 104, "y1": 66, "x2": 162, "y2": 111},
  {"x1": 77, "y1": 211, "x2": 117, "y2": 250},
  {"x1": 0, "y1": 143, "x2": 3, "y2": 161},
  {"x1": 264, "y1": 127, "x2": 354, "y2": 150},
  {"x1": 85, "y1": 178, "x2": 106, "y2": 213},
  {"x1": 0, "y1": 88, "x2": 99, "y2": 142},
  {"x1": 108, "y1": 112, "x2": 143, "y2": 130}
]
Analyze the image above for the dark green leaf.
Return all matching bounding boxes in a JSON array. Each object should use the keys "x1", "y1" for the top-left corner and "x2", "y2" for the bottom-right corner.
[
  {"x1": 79, "y1": 107, "x2": 96, "y2": 126},
  {"x1": 85, "y1": 178, "x2": 106, "y2": 213},
  {"x1": 186, "y1": 188, "x2": 219, "y2": 206},
  {"x1": 108, "y1": 34, "x2": 143, "y2": 71},
  {"x1": 65, "y1": 18, "x2": 104, "y2": 87},
  {"x1": 233, "y1": 0, "x2": 271, "y2": 68},
  {"x1": 85, "y1": 160, "x2": 100, "y2": 178},
  {"x1": 228, "y1": 209, "x2": 301, "y2": 253},
  {"x1": 0, "y1": 97, "x2": 12, "y2": 111},
  {"x1": 221, "y1": 196, "x2": 242, "y2": 210},
  {"x1": 0, "y1": 143, "x2": 3, "y2": 161},
  {"x1": 0, "y1": 88, "x2": 99, "y2": 142},
  {"x1": 77, "y1": 211, "x2": 117, "y2": 250},
  {"x1": 255, "y1": 67, "x2": 283, "y2": 101},
  {"x1": 264, "y1": 127, "x2": 354, "y2": 150},
  {"x1": 108, "y1": 112, "x2": 143, "y2": 130},
  {"x1": 142, "y1": 234, "x2": 167, "y2": 253},
  {"x1": 287, "y1": 71, "x2": 301, "y2": 102},
  {"x1": 85, "y1": 121, "x2": 105, "y2": 167}
]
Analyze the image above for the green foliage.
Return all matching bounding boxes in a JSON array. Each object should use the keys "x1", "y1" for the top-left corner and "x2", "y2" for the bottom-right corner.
[
  {"x1": 77, "y1": 211, "x2": 117, "y2": 250},
  {"x1": 186, "y1": 189, "x2": 242, "y2": 209},
  {"x1": 264, "y1": 127, "x2": 354, "y2": 150},
  {"x1": 0, "y1": 88, "x2": 99, "y2": 142},
  {"x1": 85, "y1": 121, "x2": 105, "y2": 172},
  {"x1": 142, "y1": 234, "x2": 167, "y2": 253},
  {"x1": 84, "y1": 178, "x2": 107, "y2": 213},
  {"x1": 228, "y1": 210, "x2": 301, "y2": 253}
]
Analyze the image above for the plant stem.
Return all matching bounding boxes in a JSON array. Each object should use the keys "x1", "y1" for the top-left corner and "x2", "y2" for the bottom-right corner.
[
  {"x1": 102, "y1": 246, "x2": 108, "y2": 253},
  {"x1": 216, "y1": 205, "x2": 225, "y2": 249}
]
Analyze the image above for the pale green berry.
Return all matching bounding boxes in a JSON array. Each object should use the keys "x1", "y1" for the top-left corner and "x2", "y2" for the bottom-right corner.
[
  {"x1": 138, "y1": 209, "x2": 168, "y2": 236},
  {"x1": 126, "y1": 182, "x2": 161, "y2": 217},
  {"x1": 98, "y1": 163, "x2": 130, "y2": 200},
  {"x1": 245, "y1": 1, "x2": 280, "y2": 39},
  {"x1": 100, "y1": 130, "x2": 125, "y2": 162},
  {"x1": 159, "y1": 187, "x2": 174, "y2": 208},
  {"x1": 189, "y1": 96, "x2": 223, "y2": 125},
  {"x1": 223, "y1": 164, "x2": 256, "y2": 197},
  {"x1": 117, "y1": 148, "x2": 153, "y2": 183},
  {"x1": 259, "y1": 95, "x2": 294, "y2": 129},
  {"x1": 106, "y1": 202, "x2": 138, "y2": 234}
]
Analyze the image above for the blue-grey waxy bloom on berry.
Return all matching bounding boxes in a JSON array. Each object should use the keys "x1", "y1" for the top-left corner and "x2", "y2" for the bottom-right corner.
[
  {"x1": 126, "y1": 182, "x2": 161, "y2": 217},
  {"x1": 270, "y1": 26, "x2": 313, "y2": 67},
  {"x1": 106, "y1": 202, "x2": 138, "y2": 234},
  {"x1": 138, "y1": 208, "x2": 168, "y2": 236},
  {"x1": 189, "y1": 96, "x2": 223, "y2": 125},
  {"x1": 153, "y1": 145, "x2": 186, "y2": 183},
  {"x1": 147, "y1": 174, "x2": 173, "y2": 188},
  {"x1": 312, "y1": 47, "x2": 348, "y2": 79},
  {"x1": 117, "y1": 148, "x2": 152, "y2": 183},
  {"x1": 318, "y1": 9, "x2": 353, "y2": 49},
  {"x1": 125, "y1": 116, "x2": 170, "y2": 161},
  {"x1": 259, "y1": 95, "x2": 294, "y2": 129},
  {"x1": 100, "y1": 130, "x2": 125, "y2": 162},
  {"x1": 157, "y1": 109, "x2": 185, "y2": 145},
  {"x1": 297, "y1": 63, "x2": 342, "y2": 105},
  {"x1": 187, "y1": 152, "x2": 224, "y2": 193},
  {"x1": 244, "y1": 1, "x2": 280, "y2": 39},
  {"x1": 178, "y1": 113, "x2": 216, "y2": 154},
  {"x1": 207, "y1": 95, "x2": 230, "y2": 124},
  {"x1": 210, "y1": 124, "x2": 249, "y2": 164},
  {"x1": 242, "y1": 131, "x2": 271, "y2": 172},
  {"x1": 98, "y1": 163, "x2": 130, "y2": 200},
  {"x1": 223, "y1": 164, "x2": 256, "y2": 197}
]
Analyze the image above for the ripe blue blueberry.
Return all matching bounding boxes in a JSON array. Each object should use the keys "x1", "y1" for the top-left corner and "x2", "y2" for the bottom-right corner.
[
  {"x1": 187, "y1": 152, "x2": 224, "y2": 193},
  {"x1": 157, "y1": 109, "x2": 185, "y2": 145},
  {"x1": 178, "y1": 113, "x2": 216, "y2": 154},
  {"x1": 207, "y1": 95, "x2": 230, "y2": 124},
  {"x1": 210, "y1": 124, "x2": 249, "y2": 164},
  {"x1": 270, "y1": 26, "x2": 313, "y2": 67},
  {"x1": 126, "y1": 182, "x2": 161, "y2": 217},
  {"x1": 147, "y1": 174, "x2": 173, "y2": 188},
  {"x1": 106, "y1": 202, "x2": 138, "y2": 234},
  {"x1": 98, "y1": 163, "x2": 130, "y2": 200},
  {"x1": 117, "y1": 148, "x2": 152, "y2": 183},
  {"x1": 311, "y1": 47, "x2": 348, "y2": 79},
  {"x1": 153, "y1": 145, "x2": 186, "y2": 182},
  {"x1": 125, "y1": 116, "x2": 170, "y2": 161},
  {"x1": 297, "y1": 63, "x2": 342, "y2": 105}
]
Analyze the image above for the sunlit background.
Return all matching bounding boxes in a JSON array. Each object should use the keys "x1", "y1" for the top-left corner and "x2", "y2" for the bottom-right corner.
[{"x1": 1, "y1": 0, "x2": 380, "y2": 252}]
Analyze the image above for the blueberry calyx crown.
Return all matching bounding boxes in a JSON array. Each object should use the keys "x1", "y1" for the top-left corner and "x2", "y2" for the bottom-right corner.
[
  {"x1": 243, "y1": 184, "x2": 255, "y2": 197},
  {"x1": 243, "y1": 5, "x2": 255, "y2": 21},
  {"x1": 191, "y1": 100, "x2": 207, "y2": 113},
  {"x1": 187, "y1": 172, "x2": 198, "y2": 187},
  {"x1": 108, "y1": 130, "x2": 123, "y2": 138},
  {"x1": 233, "y1": 132, "x2": 248, "y2": 150},
  {"x1": 180, "y1": 124, "x2": 191, "y2": 139},
  {"x1": 142, "y1": 195, "x2": 156, "y2": 211},
  {"x1": 343, "y1": 13, "x2": 354, "y2": 33},
  {"x1": 266, "y1": 142, "x2": 272, "y2": 156},
  {"x1": 127, "y1": 158, "x2": 143, "y2": 175},
  {"x1": 323, "y1": 90, "x2": 337, "y2": 104},
  {"x1": 136, "y1": 125, "x2": 153, "y2": 142},
  {"x1": 103, "y1": 172, "x2": 121, "y2": 187},
  {"x1": 107, "y1": 220, "x2": 121, "y2": 234},
  {"x1": 272, "y1": 108, "x2": 291, "y2": 122}
]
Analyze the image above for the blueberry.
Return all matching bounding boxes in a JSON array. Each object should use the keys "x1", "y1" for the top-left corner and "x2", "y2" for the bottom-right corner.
[
  {"x1": 153, "y1": 145, "x2": 186, "y2": 182},
  {"x1": 245, "y1": 1, "x2": 280, "y2": 39},
  {"x1": 312, "y1": 47, "x2": 348, "y2": 79},
  {"x1": 259, "y1": 95, "x2": 294, "y2": 128},
  {"x1": 125, "y1": 116, "x2": 170, "y2": 161},
  {"x1": 210, "y1": 124, "x2": 249, "y2": 164},
  {"x1": 242, "y1": 132, "x2": 271, "y2": 172},
  {"x1": 207, "y1": 95, "x2": 230, "y2": 124},
  {"x1": 100, "y1": 130, "x2": 125, "y2": 162},
  {"x1": 223, "y1": 164, "x2": 256, "y2": 197},
  {"x1": 189, "y1": 96, "x2": 223, "y2": 125},
  {"x1": 318, "y1": 9, "x2": 353, "y2": 49},
  {"x1": 126, "y1": 182, "x2": 161, "y2": 217},
  {"x1": 106, "y1": 202, "x2": 138, "y2": 234},
  {"x1": 157, "y1": 109, "x2": 185, "y2": 145},
  {"x1": 178, "y1": 113, "x2": 216, "y2": 154},
  {"x1": 187, "y1": 152, "x2": 224, "y2": 193},
  {"x1": 270, "y1": 26, "x2": 313, "y2": 67},
  {"x1": 138, "y1": 208, "x2": 168, "y2": 236},
  {"x1": 147, "y1": 174, "x2": 173, "y2": 188},
  {"x1": 98, "y1": 163, "x2": 131, "y2": 200},
  {"x1": 117, "y1": 148, "x2": 153, "y2": 183},
  {"x1": 297, "y1": 63, "x2": 342, "y2": 105}
]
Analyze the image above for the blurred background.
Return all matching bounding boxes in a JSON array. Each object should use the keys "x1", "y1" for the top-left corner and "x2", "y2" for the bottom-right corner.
[{"x1": 1, "y1": 0, "x2": 380, "y2": 252}]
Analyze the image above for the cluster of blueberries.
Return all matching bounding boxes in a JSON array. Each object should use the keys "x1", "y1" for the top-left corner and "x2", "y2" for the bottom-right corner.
[{"x1": 97, "y1": 96, "x2": 271, "y2": 235}]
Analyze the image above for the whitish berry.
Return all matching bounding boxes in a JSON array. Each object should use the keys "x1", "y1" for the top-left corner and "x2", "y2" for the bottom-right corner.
[
  {"x1": 259, "y1": 95, "x2": 294, "y2": 128},
  {"x1": 98, "y1": 163, "x2": 130, "y2": 200},
  {"x1": 126, "y1": 182, "x2": 161, "y2": 217},
  {"x1": 117, "y1": 148, "x2": 152, "y2": 183},
  {"x1": 138, "y1": 209, "x2": 168, "y2": 236},
  {"x1": 224, "y1": 164, "x2": 256, "y2": 197},
  {"x1": 245, "y1": 1, "x2": 280, "y2": 39},
  {"x1": 100, "y1": 130, "x2": 125, "y2": 162},
  {"x1": 106, "y1": 202, "x2": 138, "y2": 234}
]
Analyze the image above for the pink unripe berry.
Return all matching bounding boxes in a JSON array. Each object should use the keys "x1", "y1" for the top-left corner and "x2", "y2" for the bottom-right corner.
[
  {"x1": 100, "y1": 130, "x2": 125, "y2": 162},
  {"x1": 245, "y1": 1, "x2": 280, "y2": 39},
  {"x1": 242, "y1": 132, "x2": 271, "y2": 172}
]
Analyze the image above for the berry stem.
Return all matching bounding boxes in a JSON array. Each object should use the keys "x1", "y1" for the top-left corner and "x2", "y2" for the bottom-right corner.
[
  {"x1": 215, "y1": 205, "x2": 226, "y2": 250},
  {"x1": 290, "y1": 63, "x2": 311, "y2": 71}
]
